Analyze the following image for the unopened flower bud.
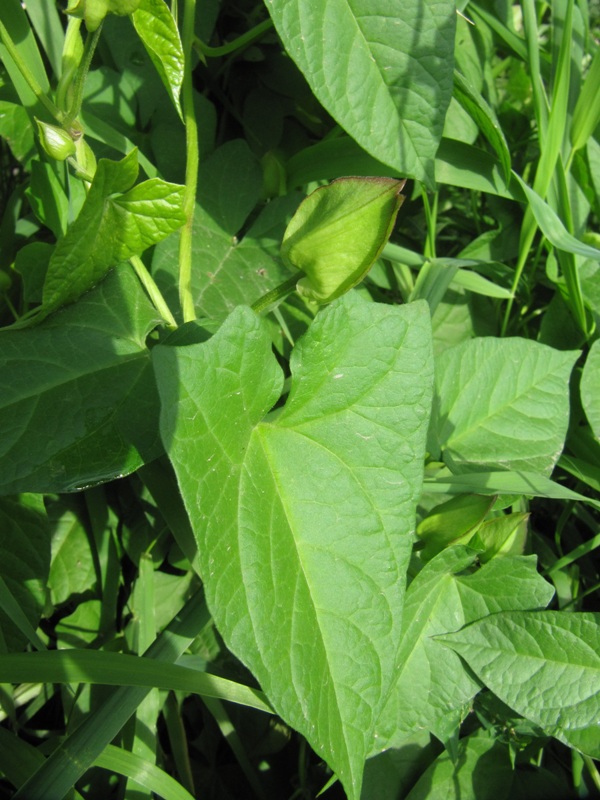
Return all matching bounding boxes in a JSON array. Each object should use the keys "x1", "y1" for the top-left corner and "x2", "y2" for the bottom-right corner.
[
  {"x1": 281, "y1": 176, "x2": 406, "y2": 304},
  {"x1": 36, "y1": 120, "x2": 76, "y2": 161}
]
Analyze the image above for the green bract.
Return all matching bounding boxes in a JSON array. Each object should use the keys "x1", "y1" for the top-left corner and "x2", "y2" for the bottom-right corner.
[{"x1": 281, "y1": 176, "x2": 406, "y2": 304}]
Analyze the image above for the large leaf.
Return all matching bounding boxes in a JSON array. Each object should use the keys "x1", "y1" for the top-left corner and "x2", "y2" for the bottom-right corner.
[
  {"x1": 154, "y1": 293, "x2": 433, "y2": 799},
  {"x1": 438, "y1": 611, "x2": 600, "y2": 757},
  {"x1": 429, "y1": 338, "x2": 579, "y2": 475},
  {"x1": 152, "y1": 140, "x2": 297, "y2": 321},
  {"x1": 39, "y1": 149, "x2": 185, "y2": 319},
  {"x1": 263, "y1": 0, "x2": 456, "y2": 187},
  {"x1": 0, "y1": 268, "x2": 162, "y2": 495},
  {"x1": 373, "y1": 548, "x2": 554, "y2": 750}
]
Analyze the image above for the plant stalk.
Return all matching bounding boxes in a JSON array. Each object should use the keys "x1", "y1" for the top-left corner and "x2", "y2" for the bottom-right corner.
[
  {"x1": 195, "y1": 17, "x2": 273, "y2": 59},
  {"x1": 63, "y1": 23, "x2": 103, "y2": 127},
  {"x1": 251, "y1": 273, "x2": 301, "y2": 315},
  {"x1": 129, "y1": 255, "x2": 178, "y2": 330},
  {"x1": 179, "y1": 0, "x2": 199, "y2": 323}
]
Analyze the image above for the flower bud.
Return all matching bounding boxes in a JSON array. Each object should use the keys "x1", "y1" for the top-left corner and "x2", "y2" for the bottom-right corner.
[
  {"x1": 66, "y1": 0, "x2": 140, "y2": 31},
  {"x1": 36, "y1": 120, "x2": 76, "y2": 161},
  {"x1": 281, "y1": 176, "x2": 406, "y2": 304}
]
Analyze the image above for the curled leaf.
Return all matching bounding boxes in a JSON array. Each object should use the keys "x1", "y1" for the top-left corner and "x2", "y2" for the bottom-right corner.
[{"x1": 281, "y1": 176, "x2": 406, "y2": 304}]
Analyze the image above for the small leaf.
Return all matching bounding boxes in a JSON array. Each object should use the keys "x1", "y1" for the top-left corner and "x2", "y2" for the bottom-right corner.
[
  {"x1": 438, "y1": 610, "x2": 600, "y2": 755},
  {"x1": 40, "y1": 149, "x2": 184, "y2": 317},
  {"x1": 429, "y1": 337, "x2": 579, "y2": 475},
  {"x1": 281, "y1": 177, "x2": 405, "y2": 304},
  {"x1": 132, "y1": 0, "x2": 184, "y2": 119},
  {"x1": 374, "y1": 550, "x2": 554, "y2": 750}
]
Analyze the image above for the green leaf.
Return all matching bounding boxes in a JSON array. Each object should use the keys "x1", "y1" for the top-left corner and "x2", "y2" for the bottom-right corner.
[
  {"x1": 453, "y1": 70, "x2": 511, "y2": 182},
  {"x1": 0, "y1": 0, "x2": 50, "y2": 116},
  {"x1": 0, "y1": 495, "x2": 50, "y2": 650},
  {"x1": 154, "y1": 294, "x2": 433, "y2": 800},
  {"x1": 40, "y1": 149, "x2": 184, "y2": 318},
  {"x1": 424, "y1": 469, "x2": 599, "y2": 510},
  {"x1": 48, "y1": 499, "x2": 96, "y2": 606},
  {"x1": 26, "y1": 161, "x2": 69, "y2": 239},
  {"x1": 438, "y1": 611, "x2": 600, "y2": 756},
  {"x1": 416, "y1": 494, "x2": 496, "y2": 561},
  {"x1": 514, "y1": 173, "x2": 600, "y2": 262},
  {"x1": 281, "y1": 177, "x2": 405, "y2": 304},
  {"x1": 11, "y1": 592, "x2": 209, "y2": 800},
  {"x1": 373, "y1": 549, "x2": 554, "y2": 750},
  {"x1": 132, "y1": 0, "x2": 184, "y2": 120},
  {"x1": 0, "y1": 268, "x2": 162, "y2": 495},
  {"x1": 263, "y1": 0, "x2": 456, "y2": 187},
  {"x1": 404, "y1": 734, "x2": 570, "y2": 800},
  {"x1": 581, "y1": 340, "x2": 600, "y2": 442},
  {"x1": 0, "y1": 649, "x2": 271, "y2": 713},
  {"x1": 0, "y1": 101, "x2": 35, "y2": 165},
  {"x1": 435, "y1": 139, "x2": 519, "y2": 198},
  {"x1": 429, "y1": 338, "x2": 579, "y2": 475},
  {"x1": 152, "y1": 141, "x2": 296, "y2": 321},
  {"x1": 94, "y1": 745, "x2": 195, "y2": 800}
]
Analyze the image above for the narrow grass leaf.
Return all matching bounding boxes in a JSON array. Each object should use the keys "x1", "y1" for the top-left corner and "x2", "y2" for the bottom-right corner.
[
  {"x1": 453, "y1": 70, "x2": 511, "y2": 181},
  {"x1": 12, "y1": 592, "x2": 211, "y2": 800},
  {"x1": 94, "y1": 745, "x2": 195, "y2": 800},
  {"x1": 263, "y1": 0, "x2": 455, "y2": 186},
  {"x1": 155, "y1": 294, "x2": 433, "y2": 800},
  {"x1": 570, "y1": 46, "x2": 600, "y2": 154},
  {"x1": 438, "y1": 611, "x2": 600, "y2": 754},
  {"x1": 0, "y1": 650, "x2": 271, "y2": 713},
  {"x1": 0, "y1": 0, "x2": 50, "y2": 116},
  {"x1": 424, "y1": 470, "x2": 600, "y2": 510},
  {"x1": 429, "y1": 337, "x2": 579, "y2": 475},
  {"x1": 20, "y1": 0, "x2": 64, "y2": 76},
  {"x1": 514, "y1": 173, "x2": 600, "y2": 262}
]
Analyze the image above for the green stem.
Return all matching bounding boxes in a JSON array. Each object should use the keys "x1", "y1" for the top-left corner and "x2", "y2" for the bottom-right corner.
[
  {"x1": 0, "y1": 19, "x2": 63, "y2": 122},
  {"x1": 195, "y1": 17, "x2": 273, "y2": 59},
  {"x1": 179, "y1": 0, "x2": 199, "y2": 323},
  {"x1": 583, "y1": 755, "x2": 600, "y2": 793},
  {"x1": 251, "y1": 273, "x2": 301, "y2": 315},
  {"x1": 63, "y1": 23, "x2": 103, "y2": 127},
  {"x1": 129, "y1": 255, "x2": 178, "y2": 330}
]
